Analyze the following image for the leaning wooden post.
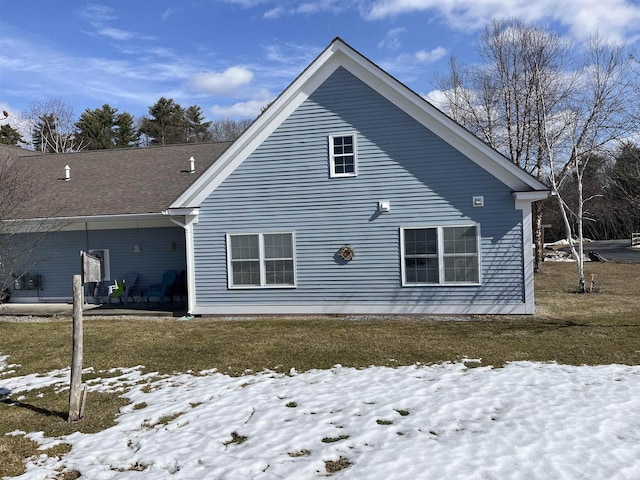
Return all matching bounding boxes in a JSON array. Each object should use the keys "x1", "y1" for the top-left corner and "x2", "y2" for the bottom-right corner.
[{"x1": 68, "y1": 274, "x2": 84, "y2": 422}]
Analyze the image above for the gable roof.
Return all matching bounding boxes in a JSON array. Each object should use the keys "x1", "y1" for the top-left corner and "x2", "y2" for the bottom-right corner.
[
  {"x1": 171, "y1": 38, "x2": 548, "y2": 210},
  {"x1": 9, "y1": 141, "x2": 231, "y2": 220}
]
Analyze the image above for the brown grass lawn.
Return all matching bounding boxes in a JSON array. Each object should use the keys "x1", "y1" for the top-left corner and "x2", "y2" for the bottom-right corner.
[{"x1": 1, "y1": 261, "x2": 639, "y2": 476}]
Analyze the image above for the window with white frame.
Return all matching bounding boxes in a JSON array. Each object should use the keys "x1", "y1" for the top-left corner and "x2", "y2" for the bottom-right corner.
[
  {"x1": 227, "y1": 232, "x2": 296, "y2": 288},
  {"x1": 329, "y1": 133, "x2": 357, "y2": 177},
  {"x1": 401, "y1": 225, "x2": 480, "y2": 285}
]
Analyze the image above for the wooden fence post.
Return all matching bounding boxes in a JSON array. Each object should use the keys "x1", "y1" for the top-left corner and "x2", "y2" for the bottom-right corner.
[{"x1": 68, "y1": 274, "x2": 84, "y2": 422}]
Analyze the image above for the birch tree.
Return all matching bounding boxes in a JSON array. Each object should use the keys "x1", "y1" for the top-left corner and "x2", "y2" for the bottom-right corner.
[
  {"x1": 539, "y1": 36, "x2": 637, "y2": 292},
  {"x1": 434, "y1": 19, "x2": 570, "y2": 273},
  {"x1": 27, "y1": 99, "x2": 84, "y2": 153}
]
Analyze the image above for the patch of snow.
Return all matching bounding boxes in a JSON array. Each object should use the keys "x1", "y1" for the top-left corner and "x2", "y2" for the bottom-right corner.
[{"x1": 1, "y1": 361, "x2": 640, "y2": 479}]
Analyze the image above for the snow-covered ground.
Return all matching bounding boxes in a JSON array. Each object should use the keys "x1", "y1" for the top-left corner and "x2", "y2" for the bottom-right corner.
[{"x1": 2, "y1": 355, "x2": 640, "y2": 480}]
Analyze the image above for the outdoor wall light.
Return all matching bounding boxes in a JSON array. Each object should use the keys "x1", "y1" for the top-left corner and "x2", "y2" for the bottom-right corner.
[
  {"x1": 134, "y1": 244, "x2": 142, "y2": 254},
  {"x1": 378, "y1": 200, "x2": 391, "y2": 212}
]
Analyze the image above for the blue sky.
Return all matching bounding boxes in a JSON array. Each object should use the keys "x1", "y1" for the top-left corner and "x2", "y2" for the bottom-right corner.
[{"x1": 2, "y1": 0, "x2": 640, "y2": 127}]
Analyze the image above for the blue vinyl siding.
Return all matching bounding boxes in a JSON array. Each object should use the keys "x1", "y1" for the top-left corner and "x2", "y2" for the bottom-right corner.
[
  {"x1": 193, "y1": 67, "x2": 525, "y2": 311},
  {"x1": 7, "y1": 227, "x2": 186, "y2": 300}
]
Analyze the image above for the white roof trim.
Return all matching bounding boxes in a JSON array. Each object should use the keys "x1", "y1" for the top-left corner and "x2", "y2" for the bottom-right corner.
[
  {"x1": 513, "y1": 191, "x2": 550, "y2": 202},
  {"x1": 172, "y1": 38, "x2": 548, "y2": 209}
]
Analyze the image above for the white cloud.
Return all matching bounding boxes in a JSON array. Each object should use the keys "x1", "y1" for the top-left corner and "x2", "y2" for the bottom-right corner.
[
  {"x1": 98, "y1": 28, "x2": 135, "y2": 41},
  {"x1": 414, "y1": 46, "x2": 447, "y2": 62},
  {"x1": 263, "y1": 0, "x2": 352, "y2": 18},
  {"x1": 210, "y1": 90, "x2": 274, "y2": 118},
  {"x1": 161, "y1": 8, "x2": 175, "y2": 22},
  {"x1": 396, "y1": 46, "x2": 448, "y2": 64},
  {"x1": 210, "y1": 98, "x2": 269, "y2": 118},
  {"x1": 76, "y1": 3, "x2": 117, "y2": 23},
  {"x1": 264, "y1": 6, "x2": 286, "y2": 19},
  {"x1": 379, "y1": 27, "x2": 406, "y2": 50},
  {"x1": 364, "y1": 0, "x2": 640, "y2": 44},
  {"x1": 422, "y1": 89, "x2": 449, "y2": 109},
  {"x1": 188, "y1": 67, "x2": 254, "y2": 96}
]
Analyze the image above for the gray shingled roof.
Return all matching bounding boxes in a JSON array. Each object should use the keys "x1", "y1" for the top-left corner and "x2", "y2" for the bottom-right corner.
[{"x1": 9, "y1": 142, "x2": 232, "y2": 219}]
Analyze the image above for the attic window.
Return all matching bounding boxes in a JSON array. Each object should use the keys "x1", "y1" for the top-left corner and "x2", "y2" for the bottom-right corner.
[{"x1": 329, "y1": 133, "x2": 357, "y2": 178}]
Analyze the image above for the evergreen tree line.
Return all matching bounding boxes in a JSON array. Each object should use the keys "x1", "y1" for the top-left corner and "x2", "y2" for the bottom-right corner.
[{"x1": 0, "y1": 97, "x2": 252, "y2": 151}]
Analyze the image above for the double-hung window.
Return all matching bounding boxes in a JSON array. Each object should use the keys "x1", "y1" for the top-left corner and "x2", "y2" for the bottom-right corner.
[
  {"x1": 401, "y1": 225, "x2": 480, "y2": 285},
  {"x1": 227, "y1": 232, "x2": 296, "y2": 288},
  {"x1": 329, "y1": 133, "x2": 357, "y2": 177}
]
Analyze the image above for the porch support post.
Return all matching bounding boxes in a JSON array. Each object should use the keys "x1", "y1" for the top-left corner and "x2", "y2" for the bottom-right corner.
[
  {"x1": 514, "y1": 191, "x2": 548, "y2": 314},
  {"x1": 166, "y1": 208, "x2": 199, "y2": 316}
]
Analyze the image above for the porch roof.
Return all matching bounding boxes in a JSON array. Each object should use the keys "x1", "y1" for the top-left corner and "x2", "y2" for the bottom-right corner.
[{"x1": 7, "y1": 142, "x2": 232, "y2": 220}]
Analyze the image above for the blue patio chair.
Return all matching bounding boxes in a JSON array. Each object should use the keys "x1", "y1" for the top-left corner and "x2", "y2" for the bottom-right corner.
[
  {"x1": 146, "y1": 270, "x2": 177, "y2": 305},
  {"x1": 108, "y1": 272, "x2": 138, "y2": 307}
]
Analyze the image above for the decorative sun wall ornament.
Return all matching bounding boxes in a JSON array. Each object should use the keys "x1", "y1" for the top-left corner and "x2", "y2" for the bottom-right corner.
[{"x1": 338, "y1": 244, "x2": 355, "y2": 261}]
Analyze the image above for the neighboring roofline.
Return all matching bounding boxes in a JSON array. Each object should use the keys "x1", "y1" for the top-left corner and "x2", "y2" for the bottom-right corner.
[
  {"x1": 172, "y1": 38, "x2": 548, "y2": 209},
  {"x1": 2, "y1": 212, "x2": 166, "y2": 223},
  {"x1": 1, "y1": 213, "x2": 172, "y2": 233}
]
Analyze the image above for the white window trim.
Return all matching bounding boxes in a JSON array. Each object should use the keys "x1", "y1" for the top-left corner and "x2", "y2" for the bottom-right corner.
[
  {"x1": 87, "y1": 249, "x2": 111, "y2": 282},
  {"x1": 329, "y1": 132, "x2": 358, "y2": 178},
  {"x1": 400, "y1": 225, "x2": 481, "y2": 287},
  {"x1": 226, "y1": 232, "x2": 297, "y2": 289}
]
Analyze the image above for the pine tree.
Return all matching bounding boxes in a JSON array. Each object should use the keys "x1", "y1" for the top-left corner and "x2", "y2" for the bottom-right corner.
[
  {"x1": 185, "y1": 105, "x2": 212, "y2": 143},
  {"x1": 75, "y1": 104, "x2": 118, "y2": 150},
  {"x1": 139, "y1": 97, "x2": 187, "y2": 145},
  {"x1": 114, "y1": 112, "x2": 139, "y2": 147},
  {"x1": 0, "y1": 124, "x2": 25, "y2": 146}
]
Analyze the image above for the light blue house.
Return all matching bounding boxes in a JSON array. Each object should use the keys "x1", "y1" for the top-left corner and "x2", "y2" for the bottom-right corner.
[
  {"x1": 3, "y1": 38, "x2": 547, "y2": 314},
  {"x1": 167, "y1": 38, "x2": 548, "y2": 315}
]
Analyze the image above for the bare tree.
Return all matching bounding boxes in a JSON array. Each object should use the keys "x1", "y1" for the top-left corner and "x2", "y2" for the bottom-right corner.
[
  {"x1": 539, "y1": 36, "x2": 638, "y2": 292},
  {"x1": 26, "y1": 98, "x2": 85, "y2": 153},
  {"x1": 209, "y1": 118, "x2": 252, "y2": 142},
  {"x1": 0, "y1": 147, "x2": 60, "y2": 302},
  {"x1": 434, "y1": 19, "x2": 571, "y2": 273}
]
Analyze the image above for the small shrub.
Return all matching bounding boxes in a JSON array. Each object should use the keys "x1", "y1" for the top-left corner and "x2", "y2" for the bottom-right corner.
[{"x1": 286, "y1": 401, "x2": 297, "y2": 408}]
